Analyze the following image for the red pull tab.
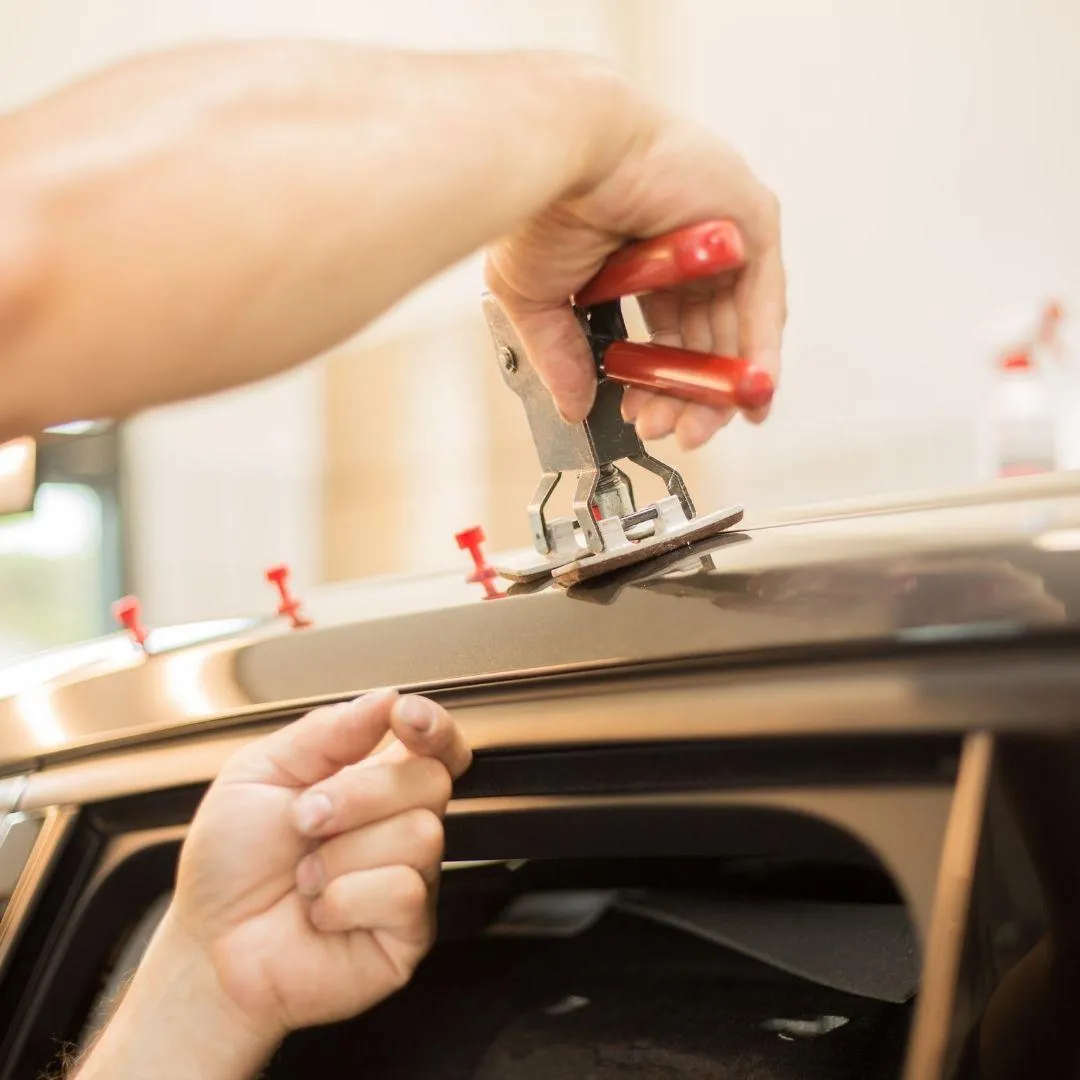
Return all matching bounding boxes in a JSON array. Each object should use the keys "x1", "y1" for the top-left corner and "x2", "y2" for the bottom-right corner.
[
  {"x1": 575, "y1": 220, "x2": 744, "y2": 308},
  {"x1": 604, "y1": 341, "x2": 775, "y2": 413},
  {"x1": 265, "y1": 564, "x2": 311, "y2": 629},
  {"x1": 112, "y1": 595, "x2": 149, "y2": 650}
]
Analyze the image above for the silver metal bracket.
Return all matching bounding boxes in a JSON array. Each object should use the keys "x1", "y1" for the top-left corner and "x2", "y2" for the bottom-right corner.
[{"x1": 483, "y1": 294, "x2": 742, "y2": 584}]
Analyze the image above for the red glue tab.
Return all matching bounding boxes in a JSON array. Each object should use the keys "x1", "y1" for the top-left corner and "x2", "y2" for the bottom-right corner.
[
  {"x1": 455, "y1": 525, "x2": 506, "y2": 599},
  {"x1": 112, "y1": 595, "x2": 149, "y2": 648},
  {"x1": 265, "y1": 563, "x2": 311, "y2": 629},
  {"x1": 455, "y1": 526, "x2": 486, "y2": 556}
]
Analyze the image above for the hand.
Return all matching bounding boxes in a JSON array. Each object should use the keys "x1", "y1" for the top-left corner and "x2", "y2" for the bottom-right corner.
[
  {"x1": 486, "y1": 101, "x2": 785, "y2": 450},
  {"x1": 166, "y1": 689, "x2": 471, "y2": 1041}
]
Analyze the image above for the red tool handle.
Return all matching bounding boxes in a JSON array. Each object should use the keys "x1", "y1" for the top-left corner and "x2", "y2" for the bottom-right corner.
[
  {"x1": 576, "y1": 219, "x2": 774, "y2": 412},
  {"x1": 604, "y1": 341, "x2": 774, "y2": 412},
  {"x1": 575, "y1": 220, "x2": 744, "y2": 308}
]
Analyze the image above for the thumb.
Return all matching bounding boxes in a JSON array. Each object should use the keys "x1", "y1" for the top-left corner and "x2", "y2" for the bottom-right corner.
[
  {"x1": 222, "y1": 689, "x2": 399, "y2": 788},
  {"x1": 386, "y1": 694, "x2": 473, "y2": 780},
  {"x1": 510, "y1": 302, "x2": 598, "y2": 423},
  {"x1": 485, "y1": 254, "x2": 598, "y2": 423}
]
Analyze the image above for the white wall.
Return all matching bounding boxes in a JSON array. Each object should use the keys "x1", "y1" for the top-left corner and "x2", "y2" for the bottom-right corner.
[
  {"x1": 3, "y1": 0, "x2": 1078, "y2": 623},
  {"x1": 630, "y1": 0, "x2": 1080, "y2": 508},
  {"x1": 0, "y1": 0, "x2": 626, "y2": 624}
]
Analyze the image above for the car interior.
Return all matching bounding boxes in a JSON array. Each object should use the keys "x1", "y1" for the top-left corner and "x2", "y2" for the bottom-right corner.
[
  {"x1": 0, "y1": 755, "x2": 941, "y2": 1080},
  {"x1": 83, "y1": 862, "x2": 915, "y2": 1080}
]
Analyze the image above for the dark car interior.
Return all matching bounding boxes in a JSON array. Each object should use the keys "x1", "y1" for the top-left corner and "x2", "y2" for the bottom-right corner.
[
  {"x1": 0, "y1": 733, "x2": 957, "y2": 1080},
  {"x1": 1, "y1": 726, "x2": 1059, "y2": 1080},
  {"x1": 76, "y1": 857, "x2": 913, "y2": 1080}
]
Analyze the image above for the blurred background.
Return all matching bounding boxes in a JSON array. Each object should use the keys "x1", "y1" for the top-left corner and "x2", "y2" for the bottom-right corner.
[{"x1": 1, "y1": 0, "x2": 1078, "y2": 661}]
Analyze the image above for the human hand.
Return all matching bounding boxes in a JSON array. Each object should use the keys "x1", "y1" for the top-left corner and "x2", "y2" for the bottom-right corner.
[
  {"x1": 485, "y1": 90, "x2": 785, "y2": 451},
  {"x1": 165, "y1": 689, "x2": 471, "y2": 1043}
]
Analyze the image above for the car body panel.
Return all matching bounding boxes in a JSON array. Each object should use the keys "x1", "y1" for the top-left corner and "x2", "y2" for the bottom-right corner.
[{"x1": 0, "y1": 472, "x2": 1078, "y2": 773}]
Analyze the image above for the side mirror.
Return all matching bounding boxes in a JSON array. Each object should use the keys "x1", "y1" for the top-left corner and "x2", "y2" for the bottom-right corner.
[{"x1": 0, "y1": 438, "x2": 37, "y2": 516}]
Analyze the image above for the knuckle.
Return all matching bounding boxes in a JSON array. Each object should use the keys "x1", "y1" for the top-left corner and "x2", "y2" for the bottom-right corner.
[
  {"x1": 483, "y1": 248, "x2": 517, "y2": 301},
  {"x1": 746, "y1": 186, "x2": 781, "y2": 239},
  {"x1": 318, "y1": 881, "x2": 346, "y2": 925},
  {"x1": 483, "y1": 255, "x2": 506, "y2": 294},
  {"x1": 319, "y1": 775, "x2": 359, "y2": 820},
  {"x1": 404, "y1": 807, "x2": 445, "y2": 862},
  {"x1": 386, "y1": 865, "x2": 428, "y2": 912},
  {"x1": 416, "y1": 756, "x2": 453, "y2": 803},
  {"x1": 759, "y1": 186, "x2": 781, "y2": 224},
  {"x1": 384, "y1": 933, "x2": 431, "y2": 990}
]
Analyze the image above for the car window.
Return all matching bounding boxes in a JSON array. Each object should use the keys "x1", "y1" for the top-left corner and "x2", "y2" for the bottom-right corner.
[
  {"x1": 269, "y1": 860, "x2": 912, "y2": 1080},
  {"x1": 72, "y1": 859, "x2": 913, "y2": 1080}
]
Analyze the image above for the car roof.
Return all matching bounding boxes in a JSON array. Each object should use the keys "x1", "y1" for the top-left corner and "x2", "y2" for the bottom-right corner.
[{"x1": 1, "y1": 472, "x2": 1079, "y2": 772}]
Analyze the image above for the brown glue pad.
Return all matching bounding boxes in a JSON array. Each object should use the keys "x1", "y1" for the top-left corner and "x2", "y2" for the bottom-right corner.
[{"x1": 552, "y1": 506, "x2": 745, "y2": 587}]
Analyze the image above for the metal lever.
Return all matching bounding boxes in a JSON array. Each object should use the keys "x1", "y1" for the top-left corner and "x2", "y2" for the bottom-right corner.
[{"x1": 575, "y1": 220, "x2": 775, "y2": 414}]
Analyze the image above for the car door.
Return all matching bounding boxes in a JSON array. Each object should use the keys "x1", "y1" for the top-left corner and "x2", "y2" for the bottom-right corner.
[{"x1": 1, "y1": 641, "x2": 1073, "y2": 1080}]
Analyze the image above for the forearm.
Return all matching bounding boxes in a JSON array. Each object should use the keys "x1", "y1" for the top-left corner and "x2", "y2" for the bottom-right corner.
[
  {"x1": 0, "y1": 42, "x2": 639, "y2": 439},
  {"x1": 72, "y1": 908, "x2": 280, "y2": 1080}
]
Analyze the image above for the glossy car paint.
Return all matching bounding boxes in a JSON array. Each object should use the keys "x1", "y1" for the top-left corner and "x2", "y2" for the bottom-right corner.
[{"x1": 0, "y1": 472, "x2": 1078, "y2": 772}]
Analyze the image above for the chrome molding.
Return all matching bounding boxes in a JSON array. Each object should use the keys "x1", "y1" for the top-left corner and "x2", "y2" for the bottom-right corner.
[
  {"x1": 0, "y1": 813, "x2": 44, "y2": 904},
  {"x1": 742, "y1": 470, "x2": 1080, "y2": 530},
  {"x1": 0, "y1": 776, "x2": 27, "y2": 816},
  {"x1": 0, "y1": 806, "x2": 76, "y2": 982},
  {"x1": 15, "y1": 653, "x2": 1080, "y2": 812}
]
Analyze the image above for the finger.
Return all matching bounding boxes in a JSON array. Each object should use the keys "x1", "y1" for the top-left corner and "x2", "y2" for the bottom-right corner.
[
  {"x1": 678, "y1": 291, "x2": 714, "y2": 353},
  {"x1": 662, "y1": 292, "x2": 738, "y2": 446},
  {"x1": 309, "y1": 865, "x2": 431, "y2": 942},
  {"x1": 709, "y1": 292, "x2": 740, "y2": 359},
  {"x1": 297, "y1": 807, "x2": 444, "y2": 896},
  {"x1": 675, "y1": 403, "x2": 735, "y2": 451},
  {"x1": 638, "y1": 290, "x2": 682, "y2": 346},
  {"x1": 389, "y1": 695, "x2": 472, "y2": 780},
  {"x1": 624, "y1": 293, "x2": 682, "y2": 431},
  {"x1": 293, "y1": 754, "x2": 451, "y2": 839},
  {"x1": 506, "y1": 301, "x2": 597, "y2": 423},
  {"x1": 224, "y1": 688, "x2": 399, "y2": 788},
  {"x1": 734, "y1": 237, "x2": 786, "y2": 402},
  {"x1": 636, "y1": 394, "x2": 684, "y2": 442},
  {"x1": 620, "y1": 386, "x2": 653, "y2": 423}
]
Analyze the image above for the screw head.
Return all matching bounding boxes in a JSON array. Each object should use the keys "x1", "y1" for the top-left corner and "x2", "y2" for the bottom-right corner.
[{"x1": 499, "y1": 346, "x2": 517, "y2": 373}]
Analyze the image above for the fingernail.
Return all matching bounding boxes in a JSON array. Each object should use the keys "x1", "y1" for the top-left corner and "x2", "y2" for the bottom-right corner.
[
  {"x1": 356, "y1": 687, "x2": 398, "y2": 706},
  {"x1": 296, "y1": 854, "x2": 324, "y2": 897},
  {"x1": 294, "y1": 792, "x2": 332, "y2": 835},
  {"x1": 636, "y1": 417, "x2": 664, "y2": 441},
  {"x1": 395, "y1": 695, "x2": 434, "y2": 734}
]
